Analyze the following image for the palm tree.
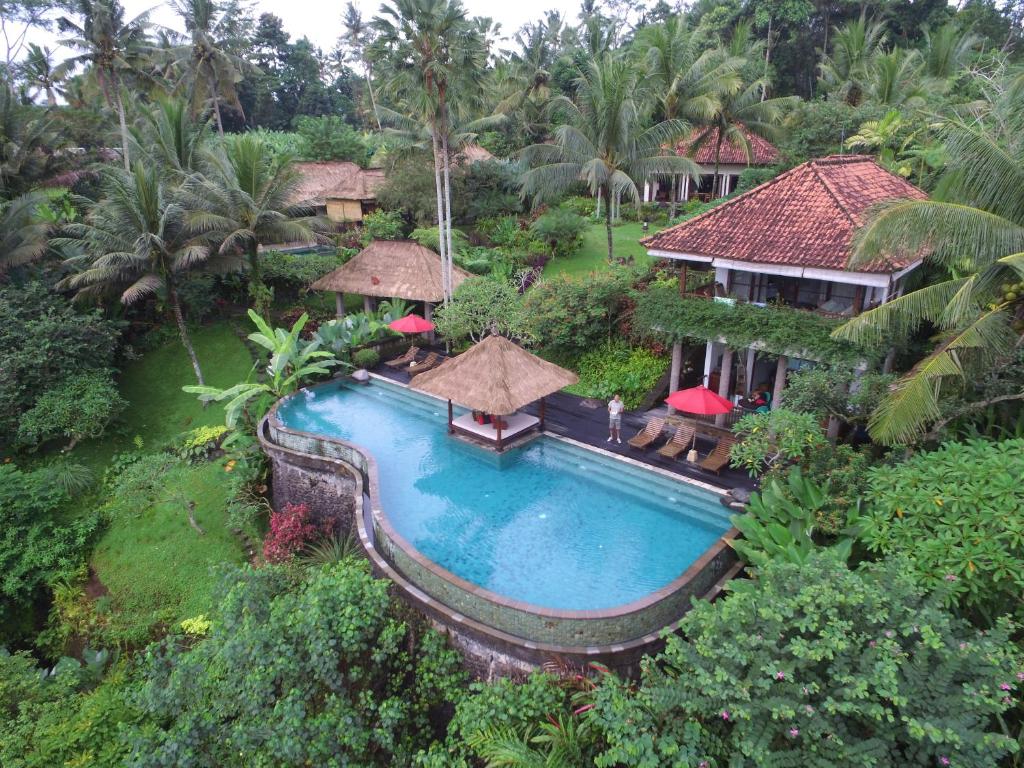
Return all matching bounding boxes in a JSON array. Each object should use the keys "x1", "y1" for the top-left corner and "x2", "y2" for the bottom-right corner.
[
  {"x1": 371, "y1": 0, "x2": 488, "y2": 304},
  {"x1": 58, "y1": 0, "x2": 151, "y2": 171},
  {"x1": 183, "y1": 134, "x2": 329, "y2": 316},
  {"x1": 637, "y1": 17, "x2": 741, "y2": 216},
  {"x1": 921, "y1": 22, "x2": 980, "y2": 81},
  {"x1": 58, "y1": 165, "x2": 239, "y2": 385},
  {"x1": 862, "y1": 48, "x2": 927, "y2": 108},
  {"x1": 0, "y1": 81, "x2": 61, "y2": 198},
  {"x1": 818, "y1": 14, "x2": 888, "y2": 106},
  {"x1": 130, "y1": 97, "x2": 211, "y2": 178},
  {"x1": 832, "y1": 85, "x2": 1024, "y2": 446},
  {"x1": 521, "y1": 55, "x2": 700, "y2": 261},
  {"x1": 0, "y1": 192, "x2": 50, "y2": 274},
  {"x1": 688, "y1": 76, "x2": 795, "y2": 198},
  {"x1": 19, "y1": 43, "x2": 75, "y2": 106},
  {"x1": 169, "y1": 0, "x2": 246, "y2": 137},
  {"x1": 340, "y1": 2, "x2": 381, "y2": 131}
]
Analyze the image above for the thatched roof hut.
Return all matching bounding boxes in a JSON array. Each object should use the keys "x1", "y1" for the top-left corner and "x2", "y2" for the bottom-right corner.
[
  {"x1": 413, "y1": 335, "x2": 578, "y2": 415},
  {"x1": 310, "y1": 240, "x2": 472, "y2": 303}
]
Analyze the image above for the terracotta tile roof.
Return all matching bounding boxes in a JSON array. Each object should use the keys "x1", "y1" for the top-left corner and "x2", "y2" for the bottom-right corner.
[
  {"x1": 291, "y1": 162, "x2": 385, "y2": 206},
  {"x1": 641, "y1": 155, "x2": 928, "y2": 273},
  {"x1": 676, "y1": 124, "x2": 779, "y2": 166}
]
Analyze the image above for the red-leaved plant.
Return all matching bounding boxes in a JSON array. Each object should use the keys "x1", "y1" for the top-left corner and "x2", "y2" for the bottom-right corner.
[{"x1": 263, "y1": 503, "x2": 318, "y2": 564}]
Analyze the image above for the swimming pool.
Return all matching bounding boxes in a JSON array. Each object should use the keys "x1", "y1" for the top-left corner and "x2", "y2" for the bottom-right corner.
[{"x1": 275, "y1": 379, "x2": 732, "y2": 612}]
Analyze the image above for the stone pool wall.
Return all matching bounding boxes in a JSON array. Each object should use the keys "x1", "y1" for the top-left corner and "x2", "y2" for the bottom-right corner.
[{"x1": 260, "y1": 392, "x2": 740, "y2": 678}]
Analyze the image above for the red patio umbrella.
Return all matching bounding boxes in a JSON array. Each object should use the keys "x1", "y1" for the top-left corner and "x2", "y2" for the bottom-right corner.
[
  {"x1": 388, "y1": 314, "x2": 435, "y2": 334},
  {"x1": 664, "y1": 385, "x2": 733, "y2": 415}
]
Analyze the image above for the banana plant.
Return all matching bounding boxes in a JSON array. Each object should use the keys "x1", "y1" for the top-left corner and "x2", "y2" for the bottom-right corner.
[
  {"x1": 184, "y1": 309, "x2": 340, "y2": 427},
  {"x1": 729, "y1": 467, "x2": 864, "y2": 568}
]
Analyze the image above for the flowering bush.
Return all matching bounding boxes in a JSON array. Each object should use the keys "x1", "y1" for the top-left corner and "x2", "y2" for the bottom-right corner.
[
  {"x1": 590, "y1": 553, "x2": 1022, "y2": 768},
  {"x1": 262, "y1": 503, "x2": 318, "y2": 564}
]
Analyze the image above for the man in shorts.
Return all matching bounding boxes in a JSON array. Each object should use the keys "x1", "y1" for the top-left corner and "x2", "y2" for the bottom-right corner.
[{"x1": 607, "y1": 393, "x2": 624, "y2": 443}]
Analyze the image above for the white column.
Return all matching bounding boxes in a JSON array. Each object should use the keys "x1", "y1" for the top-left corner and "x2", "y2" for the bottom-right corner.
[
  {"x1": 744, "y1": 347, "x2": 756, "y2": 395},
  {"x1": 703, "y1": 341, "x2": 715, "y2": 385},
  {"x1": 643, "y1": 181, "x2": 651, "y2": 203},
  {"x1": 715, "y1": 348, "x2": 734, "y2": 427},
  {"x1": 772, "y1": 355, "x2": 788, "y2": 409},
  {"x1": 668, "y1": 341, "x2": 683, "y2": 413}
]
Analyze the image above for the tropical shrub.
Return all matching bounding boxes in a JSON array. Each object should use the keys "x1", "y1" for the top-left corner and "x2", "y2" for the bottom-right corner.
[
  {"x1": 433, "y1": 277, "x2": 530, "y2": 344},
  {"x1": 294, "y1": 115, "x2": 368, "y2": 164},
  {"x1": 0, "y1": 282, "x2": 119, "y2": 442},
  {"x1": 523, "y1": 268, "x2": 636, "y2": 354},
  {"x1": 729, "y1": 467, "x2": 863, "y2": 568},
  {"x1": 730, "y1": 408, "x2": 829, "y2": 476},
  {"x1": 565, "y1": 342, "x2": 668, "y2": 409},
  {"x1": 260, "y1": 249, "x2": 345, "y2": 298},
  {"x1": 477, "y1": 215, "x2": 531, "y2": 249},
  {"x1": 352, "y1": 348, "x2": 380, "y2": 369},
  {"x1": 560, "y1": 195, "x2": 597, "y2": 217},
  {"x1": 126, "y1": 561, "x2": 466, "y2": 766},
  {"x1": 263, "y1": 502, "x2": 319, "y2": 564},
  {"x1": 360, "y1": 209, "x2": 405, "y2": 242},
  {"x1": 781, "y1": 367, "x2": 894, "y2": 428},
  {"x1": 860, "y1": 438, "x2": 1024, "y2": 622},
  {"x1": 0, "y1": 465, "x2": 100, "y2": 645},
  {"x1": 529, "y1": 208, "x2": 587, "y2": 258},
  {"x1": 16, "y1": 371, "x2": 125, "y2": 451},
  {"x1": 592, "y1": 553, "x2": 1022, "y2": 768},
  {"x1": 184, "y1": 310, "x2": 339, "y2": 428},
  {"x1": 175, "y1": 425, "x2": 230, "y2": 463}
]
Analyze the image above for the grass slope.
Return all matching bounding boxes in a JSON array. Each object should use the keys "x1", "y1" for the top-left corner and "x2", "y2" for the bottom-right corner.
[
  {"x1": 92, "y1": 459, "x2": 246, "y2": 642},
  {"x1": 82, "y1": 321, "x2": 254, "y2": 642},
  {"x1": 543, "y1": 221, "x2": 662, "y2": 278},
  {"x1": 75, "y1": 323, "x2": 256, "y2": 469}
]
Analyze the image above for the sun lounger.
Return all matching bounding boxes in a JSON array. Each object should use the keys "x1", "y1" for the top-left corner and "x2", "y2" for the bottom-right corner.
[
  {"x1": 408, "y1": 352, "x2": 442, "y2": 377},
  {"x1": 385, "y1": 345, "x2": 420, "y2": 368},
  {"x1": 656, "y1": 424, "x2": 696, "y2": 460},
  {"x1": 699, "y1": 436, "x2": 736, "y2": 475},
  {"x1": 627, "y1": 417, "x2": 666, "y2": 450}
]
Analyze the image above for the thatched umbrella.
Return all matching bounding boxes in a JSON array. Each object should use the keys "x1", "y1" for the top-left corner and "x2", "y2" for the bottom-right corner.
[
  {"x1": 412, "y1": 335, "x2": 578, "y2": 450},
  {"x1": 310, "y1": 240, "x2": 471, "y2": 316}
]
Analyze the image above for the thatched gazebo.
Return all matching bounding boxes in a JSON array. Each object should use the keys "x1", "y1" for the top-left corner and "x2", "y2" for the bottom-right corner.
[
  {"x1": 412, "y1": 334, "x2": 578, "y2": 451},
  {"x1": 310, "y1": 239, "x2": 471, "y2": 317}
]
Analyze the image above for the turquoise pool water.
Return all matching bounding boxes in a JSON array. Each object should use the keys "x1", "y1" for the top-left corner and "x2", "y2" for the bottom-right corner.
[{"x1": 276, "y1": 380, "x2": 731, "y2": 611}]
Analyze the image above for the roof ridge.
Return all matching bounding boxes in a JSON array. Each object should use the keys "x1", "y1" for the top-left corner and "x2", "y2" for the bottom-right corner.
[
  {"x1": 807, "y1": 158, "x2": 858, "y2": 228},
  {"x1": 640, "y1": 161, "x2": 813, "y2": 248}
]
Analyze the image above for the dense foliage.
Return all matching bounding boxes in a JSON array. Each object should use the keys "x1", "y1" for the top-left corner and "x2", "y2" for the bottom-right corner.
[
  {"x1": 0, "y1": 282, "x2": 120, "y2": 443},
  {"x1": 634, "y1": 283, "x2": 868, "y2": 363},
  {"x1": 16, "y1": 370, "x2": 125, "y2": 450},
  {"x1": 433, "y1": 277, "x2": 530, "y2": 344},
  {"x1": 592, "y1": 553, "x2": 1022, "y2": 768},
  {"x1": 861, "y1": 438, "x2": 1024, "y2": 622},
  {"x1": 125, "y1": 560, "x2": 465, "y2": 766},
  {"x1": 565, "y1": 341, "x2": 668, "y2": 409}
]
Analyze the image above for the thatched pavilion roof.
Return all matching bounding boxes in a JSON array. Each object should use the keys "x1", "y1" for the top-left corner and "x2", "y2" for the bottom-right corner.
[
  {"x1": 413, "y1": 335, "x2": 579, "y2": 415},
  {"x1": 310, "y1": 240, "x2": 471, "y2": 302}
]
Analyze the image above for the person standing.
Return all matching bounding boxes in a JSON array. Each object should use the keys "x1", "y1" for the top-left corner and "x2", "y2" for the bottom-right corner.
[{"x1": 607, "y1": 393, "x2": 624, "y2": 443}]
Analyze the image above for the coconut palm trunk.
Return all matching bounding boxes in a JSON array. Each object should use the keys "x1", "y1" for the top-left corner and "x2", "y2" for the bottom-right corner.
[
  {"x1": 713, "y1": 133, "x2": 724, "y2": 198},
  {"x1": 168, "y1": 280, "x2": 205, "y2": 386},
  {"x1": 441, "y1": 124, "x2": 455, "y2": 299},
  {"x1": 209, "y1": 76, "x2": 225, "y2": 136},
  {"x1": 364, "y1": 61, "x2": 381, "y2": 131},
  {"x1": 430, "y1": 126, "x2": 449, "y2": 303},
  {"x1": 604, "y1": 181, "x2": 614, "y2": 261},
  {"x1": 114, "y1": 84, "x2": 131, "y2": 171}
]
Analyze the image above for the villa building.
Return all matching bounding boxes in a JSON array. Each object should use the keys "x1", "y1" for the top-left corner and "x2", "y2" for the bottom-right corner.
[
  {"x1": 643, "y1": 124, "x2": 780, "y2": 204},
  {"x1": 641, "y1": 154, "x2": 928, "y2": 409},
  {"x1": 291, "y1": 161, "x2": 387, "y2": 224}
]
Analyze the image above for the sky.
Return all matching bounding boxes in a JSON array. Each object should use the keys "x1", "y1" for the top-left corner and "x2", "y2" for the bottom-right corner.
[{"x1": 122, "y1": 0, "x2": 584, "y2": 50}]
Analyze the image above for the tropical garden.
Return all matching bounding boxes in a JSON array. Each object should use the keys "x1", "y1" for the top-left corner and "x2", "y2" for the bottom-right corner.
[{"x1": 1, "y1": 0, "x2": 1024, "y2": 765}]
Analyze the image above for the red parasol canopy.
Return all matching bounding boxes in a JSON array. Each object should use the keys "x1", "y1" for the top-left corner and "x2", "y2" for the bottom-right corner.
[
  {"x1": 388, "y1": 314, "x2": 435, "y2": 334},
  {"x1": 665, "y1": 385, "x2": 733, "y2": 415}
]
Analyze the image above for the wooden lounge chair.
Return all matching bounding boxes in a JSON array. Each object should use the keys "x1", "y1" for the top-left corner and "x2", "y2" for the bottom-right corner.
[
  {"x1": 408, "y1": 352, "x2": 442, "y2": 377},
  {"x1": 627, "y1": 417, "x2": 666, "y2": 450},
  {"x1": 385, "y1": 346, "x2": 420, "y2": 368},
  {"x1": 656, "y1": 424, "x2": 696, "y2": 460},
  {"x1": 699, "y1": 436, "x2": 736, "y2": 475}
]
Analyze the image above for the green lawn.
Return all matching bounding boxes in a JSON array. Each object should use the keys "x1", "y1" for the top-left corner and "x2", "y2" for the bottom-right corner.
[
  {"x1": 92, "y1": 459, "x2": 246, "y2": 643},
  {"x1": 71, "y1": 321, "x2": 254, "y2": 643},
  {"x1": 74, "y1": 322, "x2": 256, "y2": 469},
  {"x1": 543, "y1": 221, "x2": 664, "y2": 278}
]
